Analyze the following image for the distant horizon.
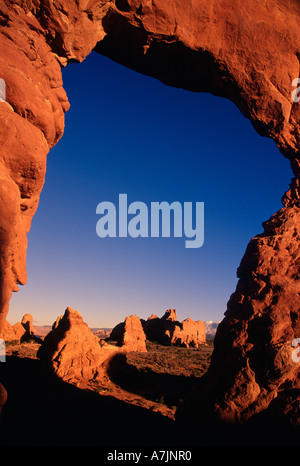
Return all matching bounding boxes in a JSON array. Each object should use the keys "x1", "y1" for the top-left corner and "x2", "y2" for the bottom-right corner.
[
  {"x1": 6, "y1": 307, "x2": 222, "y2": 329},
  {"x1": 8, "y1": 51, "x2": 293, "y2": 329}
]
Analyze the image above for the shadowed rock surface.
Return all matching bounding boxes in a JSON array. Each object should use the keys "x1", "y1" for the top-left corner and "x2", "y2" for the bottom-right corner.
[{"x1": 0, "y1": 0, "x2": 299, "y2": 429}]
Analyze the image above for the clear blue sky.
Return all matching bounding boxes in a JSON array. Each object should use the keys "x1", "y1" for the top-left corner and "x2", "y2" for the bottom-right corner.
[{"x1": 9, "y1": 51, "x2": 292, "y2": 328}]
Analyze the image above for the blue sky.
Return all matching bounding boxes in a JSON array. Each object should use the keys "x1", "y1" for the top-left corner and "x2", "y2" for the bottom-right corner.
[{"x1": 9, "y1": 51, "x2": 292, "y2": 328}]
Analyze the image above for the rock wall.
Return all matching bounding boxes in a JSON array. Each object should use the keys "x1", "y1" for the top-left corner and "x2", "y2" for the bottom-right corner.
[
  {"x1": 0, "y1": 0, "x2": 300, "y2": 425},
  {"x1": 142, "y1": 309, "x2": 206, "y2": 348}
]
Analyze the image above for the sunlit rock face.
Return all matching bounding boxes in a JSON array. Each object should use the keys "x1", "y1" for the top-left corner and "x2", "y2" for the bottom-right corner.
[
  {"x1": 142, "y1": 310, "x2": 206, "y2": 348},
  {"x1": 0, "y1": 0, "x2": 300, "y2": 425}
]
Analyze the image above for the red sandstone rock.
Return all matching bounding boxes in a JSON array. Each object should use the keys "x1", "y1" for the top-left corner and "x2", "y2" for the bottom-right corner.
[
  {"x1": 21, "y1": 314, "x2": 35, "y2": 336},
  {"x1": 110, "y1": 315, "x2": 147, "y2": 352},
  {"x1": 0, "y1": 3, "x2": 69, "y2": 332},
  {"x1": 95, "y1": 0, "x2": 300, "y2": 165},
  {"x1": 171, "y1": 318, "x2": 206, "y2": 349},
  {"x1": 13, "y1": 322, "x2": 26, "y2": 341},
  {"x1": 0, "y1": 0, "x2": 299, "y2": 428},
  {"x1": 143, "y1": 309, "x2": 206, "y2": 348},
  {"x1": 177, "y1": 205, "x2": 300, "y2": 426},
  {"x1": 163, "y1": 309, "x2": 177, "y2": 322},
  {"x1": 0, "y1": 0, "x2": 299, "y2": 336},
  {"x1": 142, "y1": 309, "x2": 179, "y2": 344},
  {"x1": 122, "y1": 315, "x2": 147, "y2": 352}
]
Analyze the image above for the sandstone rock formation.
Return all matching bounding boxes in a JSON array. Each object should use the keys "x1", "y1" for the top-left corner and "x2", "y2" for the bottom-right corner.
[
  {"x1": 142, "y1": 309, "x2": 206, "y2": 348},
  {"x1": 0, "y1": 0, "x2": 299, "y2": 333},
  {"x1": 110, "y1": 315, "x2": 147, "y2": 352},
  {"x1": 0, "y1": 313, "x2": 36, "y2": 342},
  {"x1": 177, "y1": 202, "x2": 300, "y2": 427},
  {"x1": 37, "y1": 307, "x2": 104, "y2": 383},
  {"x1": 21, "y1": 314, "x2": 34, "y2": 337},
  {"x1": 0, "y1": 384, "x2": 7, "y2": 416},
  {"x1": 0, "y1": 0, "x2": 299, "y2": 429}
]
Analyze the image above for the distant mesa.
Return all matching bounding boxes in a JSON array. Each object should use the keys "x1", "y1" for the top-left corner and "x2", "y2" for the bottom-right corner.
[{"x1": 141, "y1": 309, "x2": 206, "y2": 348}]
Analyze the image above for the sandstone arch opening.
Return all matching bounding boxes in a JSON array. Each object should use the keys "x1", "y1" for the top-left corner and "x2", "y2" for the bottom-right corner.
[{"x1": 0, "y1": 0, "x2": 300, "y2": 437}]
